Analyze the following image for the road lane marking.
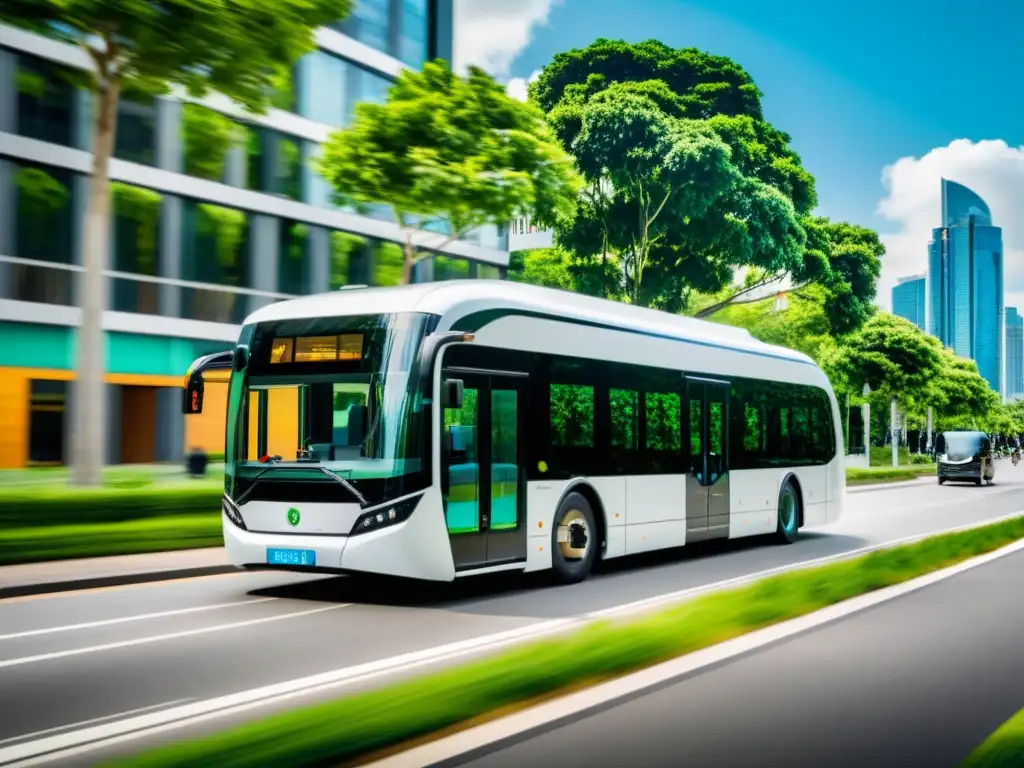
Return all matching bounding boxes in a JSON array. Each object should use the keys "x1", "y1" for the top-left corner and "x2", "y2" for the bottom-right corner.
[
  {"x1": 0, "y1": 605, "x2": 348, "y2": 670},
  {"x1": 368, "y1": 535, "x2": 1024, "y2": 768},
  {"x1": 1, "y1": 509, "x2": 1022, "y2": 768},
  {"x1": 0, "y1": 599, "x2": 279, "y2": 640},
  {"x1": 0, "y1": 700, "x2": 193, "y2": 747}
]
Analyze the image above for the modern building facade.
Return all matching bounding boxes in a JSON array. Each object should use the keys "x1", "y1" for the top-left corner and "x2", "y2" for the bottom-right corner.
[
  {"x1": 1006, "y1": 307, "x2": 1023, "y2": 402},
  {"x1": 927, "y1": 178, "x2": 1004, "y2": 394},
  {"x1": 0, "y1": 1, "x2": 514, "y2": 469},
  {"x1": 891, "y1": 274, "x2": 926, "y2": 331}
]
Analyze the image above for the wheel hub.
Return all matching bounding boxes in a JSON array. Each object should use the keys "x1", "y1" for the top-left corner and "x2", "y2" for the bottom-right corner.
[{"x1": 558, "y1": 509, "x2": 589, "y2": 561}]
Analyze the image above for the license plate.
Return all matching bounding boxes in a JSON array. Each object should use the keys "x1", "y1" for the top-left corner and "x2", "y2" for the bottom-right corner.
[{"x1": 266, "y1": 548, "x2": 316, "y2": 567}]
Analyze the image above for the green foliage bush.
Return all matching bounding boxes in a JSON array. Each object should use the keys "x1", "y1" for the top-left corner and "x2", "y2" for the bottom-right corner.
[{"x1": 0, "y1": 485, "x2": 221, "y2": 528}]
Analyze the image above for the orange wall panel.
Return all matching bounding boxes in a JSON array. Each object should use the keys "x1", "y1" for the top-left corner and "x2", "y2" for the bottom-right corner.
[{"x1": 0, "y1": 373, "x2": 29, "y2": 469}]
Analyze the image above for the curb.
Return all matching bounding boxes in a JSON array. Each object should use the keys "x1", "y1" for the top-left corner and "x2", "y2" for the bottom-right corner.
[
  {"x1": 846, "y1": 476, "x2": 933, "y2": 493},
  {"x1": 0, "y1": 565, "x2": 240, "y2": 601}
]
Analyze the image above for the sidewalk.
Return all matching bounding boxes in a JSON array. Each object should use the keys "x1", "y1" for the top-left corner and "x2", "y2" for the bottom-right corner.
[
  {"x1": 0, "y1": 547, "x2": 236, "y2": 599},
  {"x1": 846, "y1": 475, "x2": 934, "y2": 493}
]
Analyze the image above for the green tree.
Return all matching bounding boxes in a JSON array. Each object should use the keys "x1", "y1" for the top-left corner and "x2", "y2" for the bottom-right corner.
[
  {"x1": 695, "y1": 217, "x2": 884, "y2": 335},
  {"x1": 822, "y1": 313, "x2": 942, "y2": 465},
  {"x1": 1, "y1": 0, "x2": 350, "y2": 485},
  {"x1": 534, "y1": 39, "x2": 811, "y2": 310},
  {"x1": 910, "y1": 348, "x2": 998, "y2": 429},
  {"x1": 319, "y1": 61, "x2": 582, "y2": 284},
  {"x1": 710, "y1": 285, "x2": 835, "y2": 362}
]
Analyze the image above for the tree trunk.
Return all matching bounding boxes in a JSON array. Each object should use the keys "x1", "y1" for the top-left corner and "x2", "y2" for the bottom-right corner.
[
  {"x1": 400, "y1": 234, "x2": 415, "y2": 285},
  {"x1": 71, "y1": 75, "x2": 120, "y2": 486}
]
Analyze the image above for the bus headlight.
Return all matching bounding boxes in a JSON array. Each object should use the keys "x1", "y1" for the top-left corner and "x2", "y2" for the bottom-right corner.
[
  {"x1": 222, "y1": 494, "x2": 247, "y2": 530},
  {"x1": 350, "y1": 495, "x2": 421, "y2": 536}
]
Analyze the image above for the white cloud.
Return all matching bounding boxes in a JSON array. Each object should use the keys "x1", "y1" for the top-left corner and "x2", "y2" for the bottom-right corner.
[
  {"x1": 453, "y1": 0, "x2": 563, "y2": 77},
  {"x1": 505, "y1": 68, "x2": 542, "y2": 101},
  {"x1": 875, "y1": 139, "x2": 1024, "y2": 312}
]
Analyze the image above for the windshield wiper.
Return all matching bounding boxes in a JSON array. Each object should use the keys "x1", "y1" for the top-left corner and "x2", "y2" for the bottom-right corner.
[
  {"x1": 234, "y1": 464, "x2": 367, "y2": 507},
  {"x1": 318, "y1": 466, "x2": 368, "y2": 506}
]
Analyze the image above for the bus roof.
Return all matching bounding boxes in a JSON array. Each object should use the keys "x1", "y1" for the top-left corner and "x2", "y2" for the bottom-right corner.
[{"x1": 244, "y1": 280, "x2": 814, "y2": 366}]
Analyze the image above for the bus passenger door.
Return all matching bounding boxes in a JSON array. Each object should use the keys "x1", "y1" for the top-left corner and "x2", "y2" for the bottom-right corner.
[
  {"x1": 441, "y1": 369, "x2": 527, "y2": 572},
  {"x1": 685, "y1": 377, "x2": 731, "y2": 542},
  {"x1": 705, "y1": 382, "x2": 730, "y2": 533}
]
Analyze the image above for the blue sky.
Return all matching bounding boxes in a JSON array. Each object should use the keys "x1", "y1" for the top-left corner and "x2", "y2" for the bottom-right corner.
[{"x1": 463, "y1": 0, "x2": 1024, "y2": 308}]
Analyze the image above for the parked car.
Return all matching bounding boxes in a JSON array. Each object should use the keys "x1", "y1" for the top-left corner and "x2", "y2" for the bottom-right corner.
[{"x1": 935, "y1": 430, "x2": 994, "y2": 486}]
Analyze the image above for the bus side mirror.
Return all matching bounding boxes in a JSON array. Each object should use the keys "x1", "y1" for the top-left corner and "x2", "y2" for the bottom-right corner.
[
  {"x1": 184, "y1": 375, "x2": 205, "y2": 415},
  {"x1": 442, "y1": 379, "x2": 464, "y2": 409},
  {"x1": 233, "y1": 345, "x2": 249, "y2": 372}
]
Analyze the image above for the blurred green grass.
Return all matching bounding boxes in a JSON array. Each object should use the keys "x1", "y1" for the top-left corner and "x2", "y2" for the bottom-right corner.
[
  {"x1": 962, "y1": 705, "x2": 1024, "y2": 767},
  {"x1": 106, "y1": 515, "x2": 1024, "y2": 768},
  {"x1": 847, "y1": 465, "x2": 936, "y2": 486},
  {"x1": 0, "y1": 464, "x2": 223, "y2": 565},
  {"x1": 0, "y1": 514, "x2": 223, "y2": 566}
]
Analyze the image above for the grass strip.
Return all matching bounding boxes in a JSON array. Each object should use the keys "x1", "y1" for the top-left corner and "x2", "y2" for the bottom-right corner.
[
  {"x1": 106, "y1": 515, "x2": 1024, "y2": 768},
  {"x1": 0, "y1": 514, "x2": 223, "y2": 566},
  {"x1": 962, "y1": 706, "x2": 1024, "y2": 767},
  {"x1": 846, "y1": 465, "x2": 936, "y2": 486}
]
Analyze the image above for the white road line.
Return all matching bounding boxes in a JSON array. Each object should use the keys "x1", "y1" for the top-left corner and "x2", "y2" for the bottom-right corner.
[
  {"x1": 1, "y1": 510, "x2": 1022, "y2": 767},
  {"x1": 366, "y1": 535, "x2": 1024, "y2": 768},
  {"x1": 0, "y1": 605, "x2": 348, "y2": 670},
  {"x1": 0, "y1": 599, "x2": 279, "y2": 640},
  {"x1": 0, "y1": 700, "x2": 193, "y2": 747}
]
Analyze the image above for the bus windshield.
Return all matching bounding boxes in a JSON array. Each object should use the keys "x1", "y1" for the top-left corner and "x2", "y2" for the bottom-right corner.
[{"x1": 225, "y1": 312, "x2": 433, "y2": 505}]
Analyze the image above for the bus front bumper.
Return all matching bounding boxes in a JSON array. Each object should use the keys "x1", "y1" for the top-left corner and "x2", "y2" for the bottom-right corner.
[{"x1": 222, "y1": 489, "x2": 457, "y2": 582}]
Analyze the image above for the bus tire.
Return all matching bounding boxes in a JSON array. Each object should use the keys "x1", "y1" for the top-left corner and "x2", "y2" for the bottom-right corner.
[
  {"x1": 775, "y1": 479, "x2": 800, "y2": 545},
  {"x1": 551, "y1": 492, "x2": 598, "y2": 584}
]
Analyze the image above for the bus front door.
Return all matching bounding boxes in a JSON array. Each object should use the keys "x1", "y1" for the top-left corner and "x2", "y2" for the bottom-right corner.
[
  {"x1": 685, "y1": 377, "x2": 731, "y2": 542},
  {"x1": 441, "y1": 369, "x2": 528, "y2": 572}
]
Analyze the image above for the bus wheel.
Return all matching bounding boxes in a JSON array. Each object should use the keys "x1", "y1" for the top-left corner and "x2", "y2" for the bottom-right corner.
[
  {"x1": 551, "y1": 492, "x2": 598, "y2": 584},
  {"x1": 775, "y1": 480, "x2": 800, "y2": 545}
]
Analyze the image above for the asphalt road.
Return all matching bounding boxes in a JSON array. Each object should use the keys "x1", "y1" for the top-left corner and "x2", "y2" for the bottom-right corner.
[
  {"x1": 1, "y1": 467, "x2": 1023, "y2": 765},
  {"x1": 449, "y1": 543, "x2": 1024, "y2": 768}
]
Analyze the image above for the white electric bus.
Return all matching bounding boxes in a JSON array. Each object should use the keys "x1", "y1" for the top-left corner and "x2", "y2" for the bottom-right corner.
[{"x1": 184, "y1": 280, "x2": 844, "y2": 584}]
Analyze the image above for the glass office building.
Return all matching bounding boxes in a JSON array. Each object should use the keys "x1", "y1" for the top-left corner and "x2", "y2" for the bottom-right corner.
[
  {"x1": 1006, "y1": 308, "x2": 1023, "y2": 402},
  {"x1": 891, "y1": 274, "x2": 926, "y2": 331},
  {"x1": 0, "y1": 0, "x2": 514, "y2": 469},
  {"x1": 927, "y1": 179, "x2": 1003, "y2": 395}
]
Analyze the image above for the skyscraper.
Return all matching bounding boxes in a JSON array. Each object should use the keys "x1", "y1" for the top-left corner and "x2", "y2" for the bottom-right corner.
[
  {"x1": 1006, "y1": 308, "x2": 1023, "y2": 401},
  {"x1": 927, "y1": 179, "x2": 1003, "y2": 394},
  {"x1": 892, "y1": 274, "x2": 926, "y2": 331}
]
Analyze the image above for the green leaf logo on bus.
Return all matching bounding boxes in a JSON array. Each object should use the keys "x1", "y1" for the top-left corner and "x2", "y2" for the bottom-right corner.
[{"x1": 287, "y1": 507, "x2": 301, "y2": 527}]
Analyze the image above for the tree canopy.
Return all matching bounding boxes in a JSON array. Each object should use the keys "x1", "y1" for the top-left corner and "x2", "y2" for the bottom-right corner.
[
  {"x1": 822, "y1": 313, "x2": 943, "y2": 402},
  {"x1": 529, "y1": 38, "x2": 882, "y2": 329},
  {"x1": 531, "y1": 39, "x2": 819, "y2": 311},
  {"x1": 319, "y1": 61, "x2": 582, "y2": 283},
  {"x1": 911, "y1": 348, "x2": 999, "y2": 428}
]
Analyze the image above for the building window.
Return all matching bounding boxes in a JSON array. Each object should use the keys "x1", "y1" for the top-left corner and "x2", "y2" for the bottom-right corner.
[
  {"x1": 246, "y1": 127, "x2": 302, "y2": 200},
  {"x1": 111, "y1": 182, "x2": 162, "y2": 314},
  {"x1": 400, "y1": 0, "x2": 430, "y2": 66},
  {"x1": 15, "y1": 52, "x2": 75, "y2": 148},
  {"x1": 278, "y1": 221, "x2": 311, "y2": 295},
  {"x1": 296, "y1": 50, "x2": 394, "y2": 128},
  {"x1": 328, "y1": 232, "x2": 404, "y2": 288},
  {"x1": 433, "y1": 254, "x2": 471, "y2": 281},
  {"x1": 347, "y1": 66, "x2": 393, "y2": 123},
  {"x1": 28, "y1": 379, "x2": 67, "y2": 465},
  {"x1": 180, "y1": 198, "x2": 251, "y2": 323},
  {"x1": 115, "y1": 88, "x2": 157, "y2": 166},
  {"x1": 181, "y1": 103, "x2": 241, "y2": 183},
  {"x1": 332, "y1": 0, "x2": 391, "y2": 54},
  {"x1": 298, "y1": 51, "x2": 347, "y2": 127}
]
